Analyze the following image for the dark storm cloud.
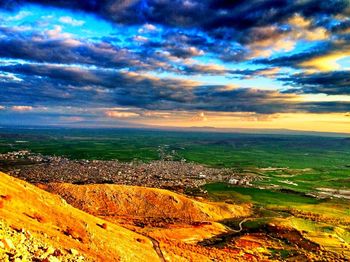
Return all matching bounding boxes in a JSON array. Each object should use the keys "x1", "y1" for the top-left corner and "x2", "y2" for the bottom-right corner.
[
  {"x1": 206, "y1": 0, "x2": 348, "y2": 31},
  {"x1": 20, "y1": 0, "x2": 345, "y2": 65},
  {"x1": 193, "y1": 86, "x2": 350, "y2": 113},
  {"x1": 1, "y1": 62, "x2": 349, "y2": 114},
  {"x1": 330, "y1": 19, "x2": 350, "y2": 34},
  {"x1": 179, "y1": 65, "x2": 280, "y2": 78},
  {"x1": 0, "y1": 26, "x2": 201, "y2": 74},
  {"x1": 1, "y1": 1, "x2": 349, "y2": 70},
  {"x1": 2, "y1": 0, "x2": 349, "y2": 42},
  {"x1": 0, "y1": 63, "x2": 195, "y2": 108},
  {"x1": 0, "y1": 0, "x2": 106, "y2": 12},
  {"x1": 281, "y1": 71, "x2": 350, "y2": 95},
  {"x1": 0, "y1": 0, "x2": 349, "y2": 118},
  {"x1": 138, "y1": 29, "x2": 246, "y2": 63},
  {"x1": 191, "y1": 85, "x2": 292, "y2": 114},
  {"x1": 0, "y1": 26, "x2": 249, "y2": 76},
  {"x1": 296, "y1": 101, "x2": 350, "y2": 113},
  {"x1": 0, "y1": 26, "x2": 144, "y2": 69}
]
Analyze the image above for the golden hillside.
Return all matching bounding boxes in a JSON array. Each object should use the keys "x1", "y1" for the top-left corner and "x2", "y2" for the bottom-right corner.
[
  {"x1": 0, "y1": 171, "x2": 159, "y2": 261},
  {"x1": 0, "y1": 172, "x2": 252, "y2": 261},
  {"x1": 44, "y1": 183, "x2": 250, "y2": 223}
]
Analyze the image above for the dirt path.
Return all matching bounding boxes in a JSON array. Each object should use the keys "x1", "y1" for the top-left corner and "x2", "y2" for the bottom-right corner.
[
  {"x1": 148, "y1": 236, "x2": 166, "y2": 262},
  {"x1": 120, "y1": 226, "x2": 166, "y2": 262},
  {"x1": 230, "y1": 218, "x2": 253, "y2": 233}
]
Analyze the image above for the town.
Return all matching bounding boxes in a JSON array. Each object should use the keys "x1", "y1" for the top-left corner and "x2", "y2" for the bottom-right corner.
[{"x1": 0, "y1": 151, "x2": 257, "y2": 192}]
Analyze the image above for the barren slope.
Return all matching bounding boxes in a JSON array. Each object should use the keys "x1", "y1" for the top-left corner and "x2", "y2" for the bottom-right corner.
[
  {"x1": 0, "y1": 172, "x2": 160, "y2": 262},
  {"x1": 44, "y1": 183, "x2": 250, "y2": 223},
  {"x1": 43, "y1": 183, "x2": 256, "y2": 261},
  {"x1": 0, "y1": 171, "x2": 256, "y2": 261}
]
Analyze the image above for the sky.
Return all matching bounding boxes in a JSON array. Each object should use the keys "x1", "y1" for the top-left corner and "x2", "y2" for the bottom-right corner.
[{"x1": 0, "y1": 0, "x2": 349, "y2": 133}]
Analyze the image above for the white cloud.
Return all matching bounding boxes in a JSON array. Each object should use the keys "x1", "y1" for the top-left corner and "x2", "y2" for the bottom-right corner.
[
  {"x1": 59, "y1": 16, "x2": 85, "y2": 26},
  {"x1": 133, "y1": 35, "x2": 149, "y2": 42},
  {"x1": 138, "y1": 23, "x2": 157, "y2": 33},
  {"x1": 7, "y1": 11, "x2": 31, "y2": 21}
]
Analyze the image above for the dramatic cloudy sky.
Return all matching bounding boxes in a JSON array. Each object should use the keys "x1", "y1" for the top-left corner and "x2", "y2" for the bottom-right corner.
[{"x1": 0, "y1": 0, "x2": 350, "y2": 132}]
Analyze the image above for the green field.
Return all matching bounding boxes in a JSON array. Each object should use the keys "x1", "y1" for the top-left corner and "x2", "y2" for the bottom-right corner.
[
  {"x1": 0, "y1": 127, "x2": 349, "y2": 193},
  {"x1": 204, "y1": 183, "x2": 321, "y2": 206}
]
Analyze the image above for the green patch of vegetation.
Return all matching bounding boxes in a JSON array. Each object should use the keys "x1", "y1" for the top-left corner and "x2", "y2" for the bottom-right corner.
[
  {"x1": 322, "y1": 226, "x2": 335, "y2": 233},
  {"x1": 268, "y1": 248, "x2": 293, "y2": 259},
  {"x1": 242, "y1": 218, "x2": 270, "y2": 230},
  {"x1": 204, "y1": 183, "x2": 320, "y2": 206}
]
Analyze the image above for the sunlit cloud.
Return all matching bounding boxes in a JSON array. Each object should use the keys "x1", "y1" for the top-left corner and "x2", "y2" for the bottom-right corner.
[
  {"x1": 288, "y1": 14, "x2": 329, "y2": 41},
  {"x1": 105, "y1": 110, "x2": 140, "y2": 118},
  {"x1": 191, "y1": 112, "x2": 208, "y2": 122},
  {"x1": 300, "y1": 51, "x2": 350, "y2": 71},
  {"x1": 11, "y1": 105, "x2": 33, "y2": 111}
]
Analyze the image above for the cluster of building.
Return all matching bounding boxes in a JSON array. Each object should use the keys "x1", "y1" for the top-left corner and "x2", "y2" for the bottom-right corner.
[
  {"x1": 0, "y1": 150, "x2": 32, "y2": 160},
  {"x1": 0, "y1": 150, "x2": 64, "y2": 163},
  {"x1": 0, "y1": 151, "x2": 257, "y2": 191}
]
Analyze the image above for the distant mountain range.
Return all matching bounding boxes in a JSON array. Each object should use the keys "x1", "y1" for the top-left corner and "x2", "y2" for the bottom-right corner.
[{"x1": 0, "y1": 124, "x2": 349, "y2": 137}]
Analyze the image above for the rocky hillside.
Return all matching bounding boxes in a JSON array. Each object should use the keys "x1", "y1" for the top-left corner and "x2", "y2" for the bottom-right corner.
[
  {"x1": 43, "y1": 183, "x2": 250, "y2": 223},
  {"x1": 0, "y1": 171, "x2": 160, "y2": 261},
  {"x1": 0, "y1": 171, "x2": 253, "y2": 261}
]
